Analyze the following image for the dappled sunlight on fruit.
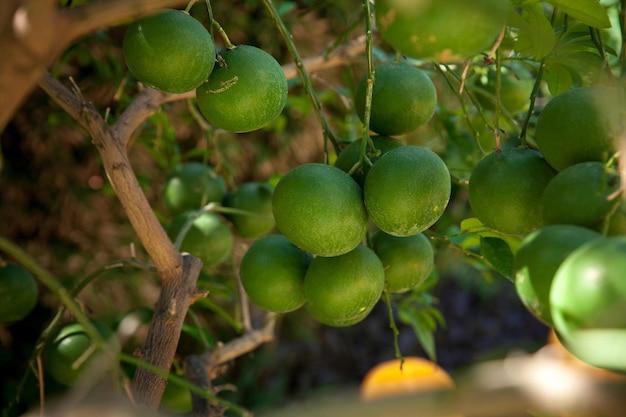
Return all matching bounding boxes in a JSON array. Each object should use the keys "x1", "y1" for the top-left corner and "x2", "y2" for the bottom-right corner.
[
  {"x1": 550, "y1": 236, "x2": 626, "y2": 372},
  {"x1": 513, "y1": 224, "x2": 602, "y2": 326}
]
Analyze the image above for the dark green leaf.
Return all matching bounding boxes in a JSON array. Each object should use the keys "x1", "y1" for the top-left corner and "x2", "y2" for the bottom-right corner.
[
  {"x1": 398, "y1": 308, "x2": 438, "y2": 361},
  {"x1": 480, "y1": 236, "x2": 514, "y2": 281}
]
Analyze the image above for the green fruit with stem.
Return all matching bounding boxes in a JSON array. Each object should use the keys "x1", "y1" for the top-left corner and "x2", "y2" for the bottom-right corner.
[
  {"x1": 44, "y1": 320, "x2": 120, "y2": 386},
  {"x1": 372, "y1": 231, "x2": 434, "y2": 294},
  {"x1": 123, "y1": 9, "x2": 216, "y2": 93},
  {"x1": 334, "y1": 136, "x2": 405, "y2": 188},
  {"x1": 534, "y1": 86, "x2": 624, "y2": 171},
  {"x1": 551, "y1": 236, "x2": 626, "y2": 372},
  {"x1": 364, "y1": 146, "x2": 451, "y2": 236},
  {"x1": 513, "y1": 224, "x2": 602, "y2": 326},
  {"x1": 375, "y1": 0, "x2": 509, "y2": 63},
  {"x1": 354, "y1": 63, "x2": 437, "y2": 136},
  {"x1": 541, "y1": 161, "x2": 621, "y2": 229},
  {"x1": 196, "y1": 45, "x2": 288, "y2": 133}
]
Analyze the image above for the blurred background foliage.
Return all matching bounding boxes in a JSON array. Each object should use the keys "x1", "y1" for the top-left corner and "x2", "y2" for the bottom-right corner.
[{"x1": 2, "y1": 0, "x2": 601, "y2": 415}]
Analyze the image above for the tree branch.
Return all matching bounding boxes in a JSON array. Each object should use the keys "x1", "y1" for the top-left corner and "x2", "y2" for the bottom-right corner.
[
  {"x1": 38, "y1": 72, "x2": 205, "y2": 411},
  {"x1": 203, "y1": 313, "x2": 276, "y2": 367},
  {"x1": 58, "y1": 0, "x2": 187, "y2": 45},
  {"x1": 0, "y1": 0, "x2": 187, "y2": 131},
  {"x1": 38, "y1": 73, "x2": 181, "y2": 272}
]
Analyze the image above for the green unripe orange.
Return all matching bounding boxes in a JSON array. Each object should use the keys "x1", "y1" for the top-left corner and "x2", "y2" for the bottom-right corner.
[
  {"x1": 372, "y1": 231, "x2": 434, "y2": 293},
  {"x1": 224, "y1": 182, "x2": 275, "y2": 239},
  {"x1": 123, "y1": 9, "x2": 216, "y2": 93},
  {"x1": 44, "y1": 320, "x2": 120, "y2": 386},
  {"x1": 196, "y1": 45, "x2": 288, "y2": 133},
  {"x1": 167, "y1": 211, "x2": 233, "y2": 269},
  {"x1": 550, "y1": 237, "x2": 626, "y2": 372},
  {"x1": 468, "y1": 148, "x2": 557, "y2": 235},
  {"x1": 534, "y1": 86, "x2": 624, "y2": 171},
  {"x1": 364, "y1": 146, "x2": 451, "y2": 236},
  {"x1": 304, "y1": 245, "x2": 385, "y2": 327},
  {"x1": 513, "y1": 224, "x2": 602, "y2": 326},
  {"x1": 354, "y1": 63, "x2": 437, "y2": 136},
  {"x1": 162, "y1": 162, "x2": 227, "y2": 216},
  {"x1": 272, "y1": 163, "x2": 368, "y2": 257},
  {"x1": 240, "y1": 234, "x2": 312, "y2": 313},
  {"x1": 0, "y1": 262, "x2": 38, "y2": 323},
  {"x1": 541, "y1": 161, "x2": 621, "y2": 229}
]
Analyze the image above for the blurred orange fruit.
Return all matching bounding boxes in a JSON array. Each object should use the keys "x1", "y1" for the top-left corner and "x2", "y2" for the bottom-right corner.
[{"x1": 360, "y1": 356, "x2": 455, "y2": 401}]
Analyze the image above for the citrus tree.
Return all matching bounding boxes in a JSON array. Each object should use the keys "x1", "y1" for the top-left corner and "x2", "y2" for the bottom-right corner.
[{"x1": 1, "y1": 0, "x2": 625, "y2": 416}]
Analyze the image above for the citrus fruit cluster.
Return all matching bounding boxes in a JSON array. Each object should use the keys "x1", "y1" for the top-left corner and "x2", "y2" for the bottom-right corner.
[
  {"x1": 162, "y1": 162, "x2": 276, "y2": 271},
  {"x1": 123, "y1": 9, "x2": 287, "y2": 132},
  {"x1": 240, "y1": 143, "x2": 449, "y2": 326},
  {"x1": 466, "y1": 85, "x2": 626, "y2": 372},
  {"x1": 468, "y1": 86, "x2": 625, "y2": 237}
]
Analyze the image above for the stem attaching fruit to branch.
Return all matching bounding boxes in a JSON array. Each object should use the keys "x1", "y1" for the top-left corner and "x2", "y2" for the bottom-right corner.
[
  {"x1": 359, "y1": 0, "x2": 377, "y2": 172},
  {"x1": 261, "y1": 0, "x2": 341, "y2": 158},
  {"x1": 383, "y1": 290, "x2": 404, "y2": 369}
]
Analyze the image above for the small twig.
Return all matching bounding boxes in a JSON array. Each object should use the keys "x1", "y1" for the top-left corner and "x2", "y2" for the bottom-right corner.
[
  {"x1": 202, "y1": 312, "x2": 276, "y2": 367},
  {"x1": 261, "y1": 0, "x2": 343, "y2": 156}
]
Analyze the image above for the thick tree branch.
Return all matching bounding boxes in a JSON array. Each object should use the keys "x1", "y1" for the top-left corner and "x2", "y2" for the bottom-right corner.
[
  {"x1": 0, "y1": 0, "x2": 186, "y2": 131},
  {"x1": 132, "y1": 254, "x2": 204, "y2": 409},
  {"x1": 38, "y1": 72, "x2": 204, "y2": 411},
  {"x1": 39, "y1": 73, "x2": 181, "y2": 272}
]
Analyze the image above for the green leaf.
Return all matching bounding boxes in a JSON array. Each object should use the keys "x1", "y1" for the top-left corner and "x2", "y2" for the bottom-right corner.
[
  {"x1": 546, "y1": 0, "x2": 611, "y2": 28},
  {"x1": 509, "y1": 3, "x2": 555, "y2": 58},
  {"x1": 398, "y1": 308, "x2": 438, "y2": 361},
  {"x1": 480, "y1": 236, "x2": 515, "y2": 281},
  {"x1": 544, "y1": 62, "x2": 574, "y2": 95}
]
